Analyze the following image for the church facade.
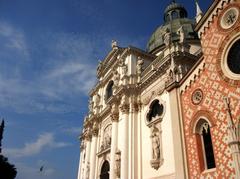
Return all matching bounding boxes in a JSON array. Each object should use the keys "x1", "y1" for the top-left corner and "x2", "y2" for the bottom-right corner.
[{"x1": 78, "y1": 0, "x2": 240, "y2": 179}]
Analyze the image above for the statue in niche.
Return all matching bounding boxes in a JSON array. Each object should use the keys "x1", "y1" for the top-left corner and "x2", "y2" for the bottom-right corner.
[
  {"x1": 164, "y1": 28, "x2": 171, "y2": 46},
  {"x1": 136, "y1": 57, "x2": 144, "y2": 75},
  {"x1": 113, "y1": 70, "x2": 120, "y2": 87},
  {"x1": 152, "y1": 132, "x2": 160, "y2": 160},
  {"x1": 102, "y1": 125, "x2": 112, "y2": 149}
]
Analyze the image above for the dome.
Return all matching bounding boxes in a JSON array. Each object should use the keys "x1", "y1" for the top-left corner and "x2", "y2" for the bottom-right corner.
[{"x1": 146, "y1": 1, "x2": 198, "y2": 53}]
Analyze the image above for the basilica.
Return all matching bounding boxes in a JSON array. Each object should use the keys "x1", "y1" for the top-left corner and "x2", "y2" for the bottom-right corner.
[{"x1": 78, "y1": 0, "x2": 240, "y2": 178}]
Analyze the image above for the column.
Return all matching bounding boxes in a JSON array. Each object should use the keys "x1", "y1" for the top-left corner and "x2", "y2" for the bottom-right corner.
[
  {"x1": 169, "y1": 88, "x2": 186, "y2": 178},
  {"x1": 110, "y1": 114, "x2": 118, "y2": 179},
  {"x1": 120, "y1": 99, "x2": 129, "y2": 179},
  {"x1": 77, "y1": 142, "x2": 84, "y2": 179},
  {"x1": 83, "y1": 134, "x2": 91, "y2": 179},
  {"x1": 89, "y1": 127, "x2": 98, "y2": 179}
]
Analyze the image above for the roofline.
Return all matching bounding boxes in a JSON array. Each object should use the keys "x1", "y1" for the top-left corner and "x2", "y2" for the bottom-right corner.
[
  {"x1": 179, "y1": 54, "x2": 204, "y2": 86},
  {"x1": 195, "y1": 0, "x2": 219, "y2": 32}
]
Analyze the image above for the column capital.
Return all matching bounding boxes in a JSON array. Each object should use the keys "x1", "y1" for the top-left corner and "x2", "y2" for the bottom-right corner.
[
  {"x1": 111, "y1": 113, "x2": 119, "y2": 122},
  {"x1": 92, "y1": 122, "x2": 99, "y2": 137},
  {"x1": 111, "y1": 103, "x2": 119, "y2": 122},
  {"x1": 120, "y1": 104, "x2": 130, "y2": 114}
]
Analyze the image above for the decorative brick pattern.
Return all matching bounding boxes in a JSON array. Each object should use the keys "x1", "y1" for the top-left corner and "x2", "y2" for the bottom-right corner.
[{"x1": 181, "y1": 2, "x2": 240, "y2": 178}]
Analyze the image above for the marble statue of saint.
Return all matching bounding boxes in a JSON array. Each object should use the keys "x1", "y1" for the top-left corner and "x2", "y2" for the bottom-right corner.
[
  {"x1": 122, "y1": 64, "x2": 128, "y2": 76},
  {"x1": 113, "y1": 70, "x2": 120, "y2": 87},
  {"x1": 95, "y1": 94, "x2": 100, "y2": 107},
  {"x1": 178, "y1": 26, "x2": 185, "y2": 43},
  {"x1": 111, "y1": 40, "x2": 118, "y2": 49},
  {"x1": 137, "y1": 57, "x2": 144, "y2": 75},
  {"x1": 152, "y1": 132, "x2": 160, "y2": 160},
  {"x1": 164, "y1": 28, "x2": 171, "y2": 46}
]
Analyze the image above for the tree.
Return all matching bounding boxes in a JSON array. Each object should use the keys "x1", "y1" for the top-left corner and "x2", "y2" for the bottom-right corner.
[
  {"x1": 0, "y1": 119, "x2": 17, "y2": 179},
  {"x1": 0, "y1": 155, "x2": 17, "y2": 179}
]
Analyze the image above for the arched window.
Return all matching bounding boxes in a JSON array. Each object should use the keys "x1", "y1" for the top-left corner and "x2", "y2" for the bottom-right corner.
[
  {"x1": 100, "y1": 160, "x2": 110, "y2": 179},
  {"x1": 172, "y1": 11, "x2": 178, "y2": 20},
  {"x1": 195, "y1": 119, "x2": 216, "y2": 171},
  {"x1": 147, "y1": 100, "x2": 164, "y2": 122},
  {"x1": 106, "y1": 81, "x2": 114, "y2": 100},
  {"x1": 227, "y1": 39, "x2": 240, "y2": 74}
]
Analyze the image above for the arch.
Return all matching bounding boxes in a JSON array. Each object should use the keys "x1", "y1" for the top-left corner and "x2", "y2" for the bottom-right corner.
[
  {"x1": 194, "y1": 118, "x2": 216, "y2": 171},
  {"x1": 147, "y1": 99, "x2": 164, "y2": 122},
  {"x1": 106, "y1": 81, "x2": 114, "y2": 100},
  {"x1": 100, "y1": 160, "x2": 110, "y2": 179},
  {"x1": 190, "y1": 110, "x2": 215, "y2": 135},
  {"x1": 171, "y1": 11, "x2": 178, "y2": 20}
]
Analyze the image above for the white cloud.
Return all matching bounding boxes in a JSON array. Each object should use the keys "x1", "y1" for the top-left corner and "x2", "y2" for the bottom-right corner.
[
  {"x1": 0, "y1": 21, "x2": 97, "y2": 114},
  {"x1": 4, "y1": 133, "x2": 71, "y2": 158},
  {"x1": 63, "y1": 126, "x2": 82, "y2": 135}
]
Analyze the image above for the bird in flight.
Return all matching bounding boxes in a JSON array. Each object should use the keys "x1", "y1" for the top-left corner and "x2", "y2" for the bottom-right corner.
[{"x1": 39, "y1": 166, "x2": 44, "y2": 172}]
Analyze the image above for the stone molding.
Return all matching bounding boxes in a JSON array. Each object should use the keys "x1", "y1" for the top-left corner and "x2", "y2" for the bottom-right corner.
[{"x1": 197, "y1": 0, "x2": 233, "y2": 37}]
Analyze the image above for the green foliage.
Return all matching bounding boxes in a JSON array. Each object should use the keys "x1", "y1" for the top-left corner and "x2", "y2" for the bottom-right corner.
[{"x1": 0, "y1": 155, "x2": 17, "y2": 179}]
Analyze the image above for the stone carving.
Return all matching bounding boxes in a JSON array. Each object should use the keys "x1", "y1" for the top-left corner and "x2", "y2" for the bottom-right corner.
[
  {"x1": 137, "y1": 57, "x2": 144, "y2": 75},
  {"x1": 113, "y1": 70, "x2": 120, "y2": 87},
  {"x1": 85, "y1": 162, "x2": 90, "y2": 179},
  {"x1": 92, "y1": 122, "x2": 98, "y2": 136},
  {"x1": 115, "y1": 150, "x2": 121, "y2": 178},
  {"x1": 95, "y1": 94, "x2": 100, "y2": 107},
  {"x1": 111, "y1": 40, "x2": 118, "y2": 49},
  {"x1": 111, "y1": 104, "x2": 119, "y2": 122},
  {"x1": 101, "y1": 125, "x2": 112, "y2": 150},
  {"x1": 120, "y1": 95, "x2": 130, "y2": 113},
  {"x1": 178, "y1": 26, "x2": 185, "y2": 43},
  {"x1": 164, "y1": 28, "x2": 171, "y2": 46},
  {"x1": 97, "y1": 60, "x2": 103, "y2": 77},
  {"x1": 150, "y1": 126, "x2": 163, "y2": 170},
  {"x1": 151, "y1": 131, "x2": 160, "y2": 160},
  {"x1": 88, "y1": 99, "x2": 94, "y2": 114},
  {"x1": 224, "y1": 97, "x2": 240, "y2": 178},
  {"x1": 122, "y1": 64, "x2": 128, "y2": 76}
]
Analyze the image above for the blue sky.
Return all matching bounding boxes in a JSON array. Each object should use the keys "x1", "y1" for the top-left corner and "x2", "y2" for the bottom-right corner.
[{"x1": 0, "y1": 0, "x2": 212, "y2": 179}]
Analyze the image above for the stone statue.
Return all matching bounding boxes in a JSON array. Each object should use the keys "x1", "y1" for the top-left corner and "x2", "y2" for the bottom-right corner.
[
  {"x1": 97, "y1": 60, "x2": 103, "y2": 74},
  {"x1": 152, "y1": 132, "x2": 160, "y2": 160},
  {"x1": 178, "y1": 26, "x2": 185, "y2": 43},
  {"x1": 88, "y1": 99, "x2": 94, "y2": 113},
  {"x1": 137, "y1": 57, "x2": 144, "y2": 75},
  {"x1": 111, "y1": 40, "x2": 118, "y2": 49},
  {"x1": 122, "y1": 64, "x2": 128, "y2": 76},
  {"x1": 164, "y1": 28, "x2": 171, "y2": 46},
  {"x1": 113, "y1": 70, "x2": 120, "y2": 87},
  {"x1": 95, "y1": 94, "x2": 100, "y2": 107}
]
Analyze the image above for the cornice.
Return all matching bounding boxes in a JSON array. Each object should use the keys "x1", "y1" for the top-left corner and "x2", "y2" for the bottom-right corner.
[
  {"x1": 196, "y1": 0, "x2": 233, "y2": 37},
  {"x1": 179, "y1": 58, "x2": 205, "y2": 94},
  {"x1": 120, "y1": 46, "x2": 156, "y2": 60}
]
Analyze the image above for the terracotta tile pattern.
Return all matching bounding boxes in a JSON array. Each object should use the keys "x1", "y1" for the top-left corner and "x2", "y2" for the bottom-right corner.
[{"x1": 181, "y1": 3, "x2": 240, "y2": 178}]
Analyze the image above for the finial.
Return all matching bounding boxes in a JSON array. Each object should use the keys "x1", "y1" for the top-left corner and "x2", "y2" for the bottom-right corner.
[
  {"x1": 195, "y1": 0, "x2": 203, "y2": 23},
  {"x1": 111, "y1": 40, "x2": 118, "y2": 50}
]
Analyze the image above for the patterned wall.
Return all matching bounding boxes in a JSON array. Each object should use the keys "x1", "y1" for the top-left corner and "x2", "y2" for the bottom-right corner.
[{"x1": 181, "y1": 2, "x2": 240, "y2": 178}]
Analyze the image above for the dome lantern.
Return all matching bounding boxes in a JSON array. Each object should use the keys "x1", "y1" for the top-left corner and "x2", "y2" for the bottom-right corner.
[{"x1": 164, "y1": 1, "x2": 188, "y2": 23}]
